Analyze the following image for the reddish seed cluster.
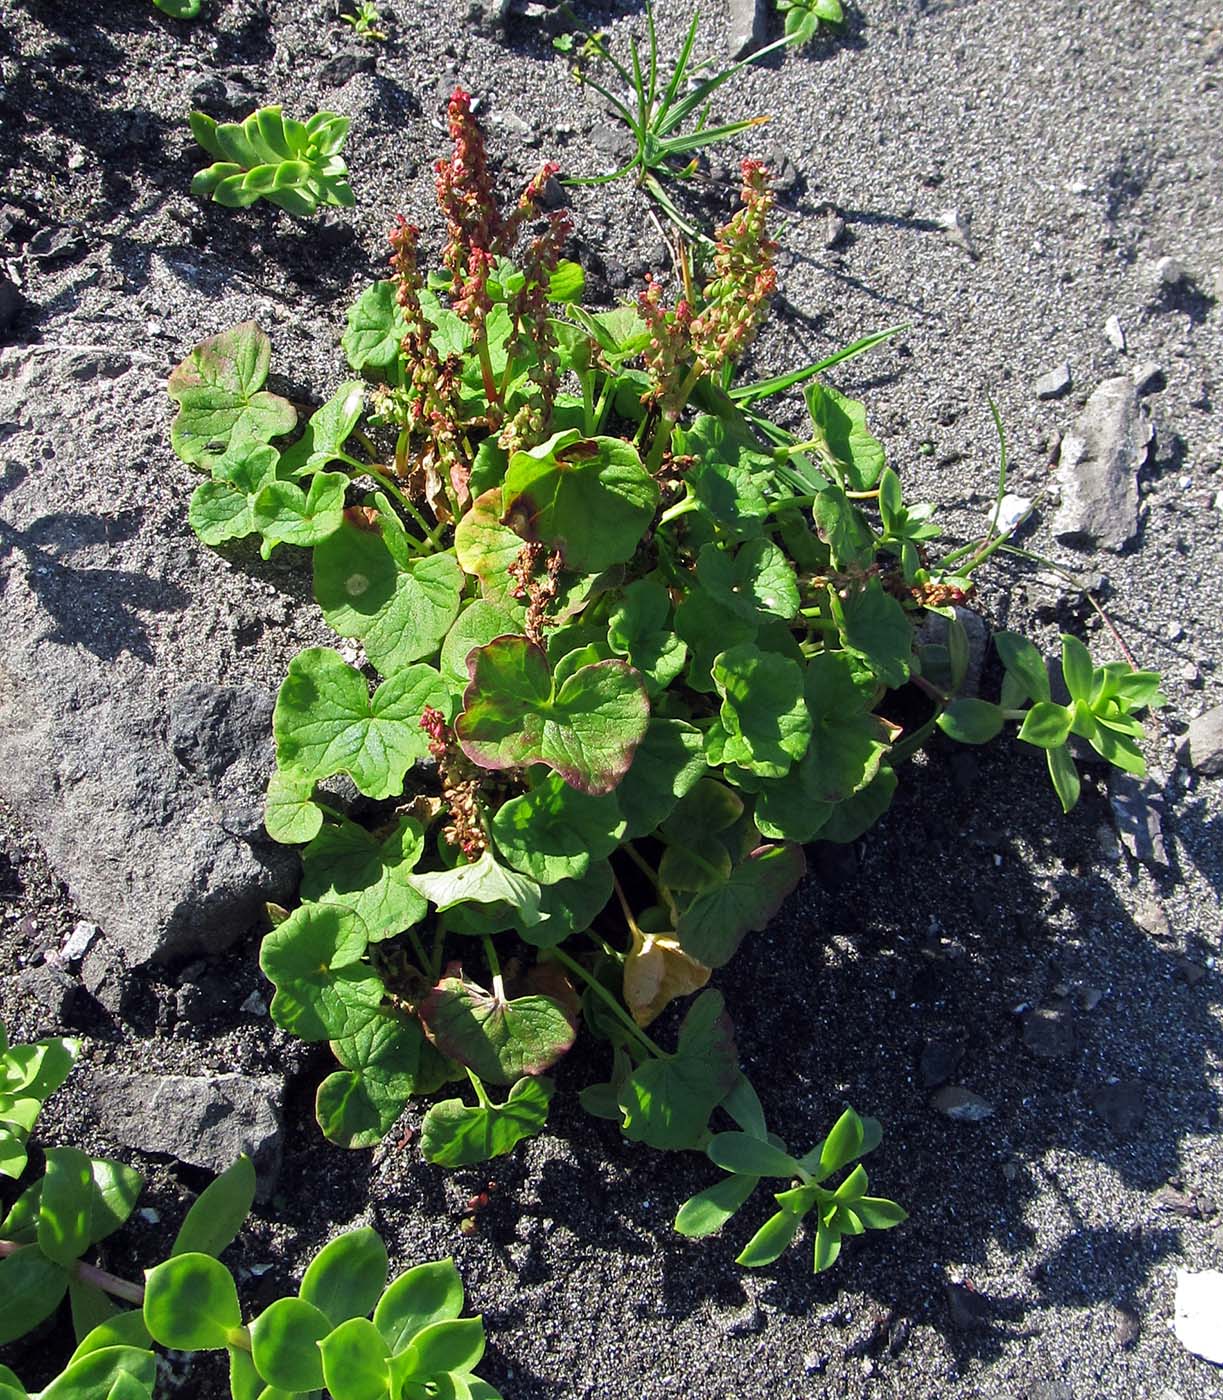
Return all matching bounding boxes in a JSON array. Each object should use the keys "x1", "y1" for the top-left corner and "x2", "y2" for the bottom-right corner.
[{"x1": 418, "y1": 705, "x2": 487, "y2": 858}]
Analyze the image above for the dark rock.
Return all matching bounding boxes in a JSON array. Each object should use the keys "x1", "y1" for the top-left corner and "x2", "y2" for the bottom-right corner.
[
  {"x1": 765, "y1": 144, "x2": 801, "y2": 197},
  {"x1": 945, "y1": 1282, "x2": 993, "y2": 1330},
  {"x1": 915, "y1": 605, "x2": 989, "y2": 697},
  {"x1": 175, "y1": 965, "x2": 241, "y2": 1026},
  {"x1": 1090, "y1": 1081, "x2": 1147, "y2": 1136},
  {"x1": 26, "y1": 226, "x2": 85, "y2": 264},
  {"x1": 727, "y1": 0, "x2": 765, "y2": 58},
  {"x1": 1052, "y1": 376, "x2": 1152, "y2": 551},
  {"x1": 590, "y1": 123, "x2": 633, "y2": 163},
  {"x1": 1108, "y1": 772, "x2": 1168, "y2": 866},
  {"x1": 931, "y1": 1086, "x2": 994, "y2": 1121},
  {"x1": 820, "y1": 206, "x2": 848, "y2": 248},
  {"x1": 538, "y1": 175, "x2": 568, "y2": 211},
  {"x1": 1021, "y1": 1001, "x2": 1076, "y2": 1059},
  {"x1": 1172, "y1": 956, "x2": 1207, "y2": 986},
  {"x1": 1113, "y1": 1304, "x2": 1140, "y2": 1349},
  {"x1": 919, "y1": 1039, "x2": 963, "y2": 1088},
  {"x1": 0, "y1": 275, "x2": 23, "y2": 341},
  {"x1": 1183, "y1": 705, "x2": 1223, "y2": 775},
  {"x1": 88, "y1": 1071, "x2": 285, "y2": 1198},
  {"x1": 16, "y1": 962, "x2": 81, "y2": 1029},
  {"x1": 1034, "y1": 363, "x2": 1072, "y2": 399},
  {"x1": 1153, "y1": 1183, "x2": 1207, "y2": 1218},
  {"x1": 189, "y1": 73, "x2": 257, "y2": 117},
  {"x1": 319, "y1": 51, "x2": 377, "y2": 88},
  {"x1": 80, "y1": 937, "x2": 134, "y2": 1019}
]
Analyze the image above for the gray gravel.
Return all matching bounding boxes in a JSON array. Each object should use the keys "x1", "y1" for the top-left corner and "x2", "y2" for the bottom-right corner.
[{"x1": 0, "y1": 1, "x2": 1221, "y2": 1397}]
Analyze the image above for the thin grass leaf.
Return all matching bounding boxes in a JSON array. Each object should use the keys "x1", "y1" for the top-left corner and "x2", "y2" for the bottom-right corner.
[{"x1": 731, "y1": 324, "x2": 910, "y2": 405}]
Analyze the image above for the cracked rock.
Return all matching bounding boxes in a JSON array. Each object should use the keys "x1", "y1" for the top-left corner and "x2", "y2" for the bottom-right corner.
[
  {"x1": 1052, "y1": 376, "x2": 1152, "y2": 550},
  {"x1": 89, "y1": 1071, "x2": 285, "y2": 1197}
]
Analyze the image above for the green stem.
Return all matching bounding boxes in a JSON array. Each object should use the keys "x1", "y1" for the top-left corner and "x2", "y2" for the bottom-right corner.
[
  {"x1": 464, "y1": 1066, "x2": 492, "y2": 1108},
  {"x1": 429, "y1": 924, "x2": 445, "y2": 985},
  {"x1": 482, "y1": 935, "x2": 505, "y2": 1003},
  {"x1": 0, "y1": 1240, "x2": 145, "y2": 1307},
  {"x1": 592, "y1": 374, "x2": 614, "y2": 434},
  {"x1": 548, "y1": 946, "x2": 668, "y2": 1060},
  {"x1": 658, "y1": 493, "x2": 700, "y2": 526},
  {"x1": 356, "y1": 461, "x2": 436, "y2": 544},
  {"x1": 406, "y1": 927, "x2": 432, "y2": 979}
]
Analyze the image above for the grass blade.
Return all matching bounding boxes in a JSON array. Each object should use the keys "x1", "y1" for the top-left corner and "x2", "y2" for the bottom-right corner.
[{"x1": 730, "y1": 323, "x2": 910, "y2": 405}]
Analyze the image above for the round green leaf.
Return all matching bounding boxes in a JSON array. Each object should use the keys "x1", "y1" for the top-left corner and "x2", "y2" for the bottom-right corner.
[
  {"x1": 143, "y1": 1253, "x2": 242, "y2": 1351},
  {"x1": 419, "y1": 977, "x2": 576, "y2": 1086},
  {"x1": 249, "y1": 1295, "x2": 329, "y2": 1392},
  {"x1": 491, "y1": 772, "x2": 625, "y2": 884},
  {"x1": 614, "y1": 718, "x2": 708, "y2": 839},
  {"x1": 456, "y1": 636, "x2": 649, "y2": 795},
  {"x1": 501, "y1": 430, "x2": 658, "y2": 573},
  {"x1": 313, "y1": 523, "x2": 463, "y2": 673},
  {"x1": 37, "y1": 1346, "x2": 156, "y2": 1400},
  {"x1": 711, "y1": 645, "x2": 811, "y2": 778},
  {"x1": 1018, "y1": 700, "x2": 1074, "y2": 750},
  {"x1": 342, "y1": 280, "x2": 407, "y2": 373},
  {"x1": 454, "y1": 490, "x2": 528, "y2": 601},
  {"x1": 373, "y1": 1259, "x2": 464, "y2": 1353},
  {"x1": 273, "y1": 648, "x2": 449, "y2": 800},
  {"x1": 300, "y1": 1228, "x2": 389, "y2": 1329},
  {"x1": 301, "y1": 817, "x2": 426, "y2": 941},
  {"x1": 167, "y1": 322, "x2": 296, "y2": 468},
  {"x1": 420, "y1": 1077, "x2": 553, "y2": 1167},
  {"x1": 319, "y1": 1316, "x2": 392, "y2": 1400},
  {"x1": 523, "y1": 860, "x2": 615, "y2": 949},
  {"x1": 696, "y1": 539, "x2": 799, "y2": 622},
  {"x1": 440, "y1": 599, "x2": 527, "y2": 688},
  {"x1": 252, "y1": 471, "x2": 348, "y2": 555},
  {"x1": 260, "y1": 903, "x2": 383, "y2": 1042},
  {"x1": 264, "y1": 768, "x2": 323, "y2": 846}
]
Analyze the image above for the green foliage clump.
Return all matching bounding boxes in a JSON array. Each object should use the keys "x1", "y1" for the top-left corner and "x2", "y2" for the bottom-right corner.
[
  {"x1": 778, "y1": 0, "x2": 845, "y2": 46},
  {"x1": 166, "y1": 89, "x2": 1160, "y2": 1276},
  {"x1": 189, "y1": 107, "x2": 354, "y2": 216},
  {"x1": 0, "y1": 1021, "x2": 501, "y2": 1400}
]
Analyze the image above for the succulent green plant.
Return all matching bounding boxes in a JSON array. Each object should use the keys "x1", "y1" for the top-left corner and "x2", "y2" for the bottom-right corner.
[
  {"x1": 0, "y1": 1020, "x2": 502, "y2": 1399},
  {"x1": 777, "y1": 0, "x2": 845, "y2": 46},
  {"x1": 189, "y1": 106, "x2": 354, "y2": 216}
]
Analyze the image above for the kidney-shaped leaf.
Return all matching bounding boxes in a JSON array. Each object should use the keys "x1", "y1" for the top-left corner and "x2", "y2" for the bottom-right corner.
[
  {"x1": 301, "y1": 816, "x2": 427, "y2": 941},
  {"x1": 420, "y1": 1076, "x2": 553, "y2": 1167},
  {"x1": 319, "y1": 1316, "x2": 392, "y2": 1400},
  {"x1": 674, "y1": 842, "x2": 806, "y2": 968},
  {"x1": 419, "y1": 977, "x2": 576, "y2": 1086},
  {"x1": 274, "y1": 648, "x2": 450, "y2": 800},
  {"x1": 502, "y1": 430, "x2": 658, "y2": 574},
  {"x1": 617, "y1": 990, "x2": 738, "y2": 1150},
  {"x1": 260, "y1": 902, "x2": 383, "y2": 1043},
  {"x1": 491, "y1": 772, "x2": 625, "y2": 885},
  {"x1": 456, "y1": 636, "x2": 649, "y2": 795},
  {"x1": 168, "y1": 322, "x2": 296, "y2": 468}
]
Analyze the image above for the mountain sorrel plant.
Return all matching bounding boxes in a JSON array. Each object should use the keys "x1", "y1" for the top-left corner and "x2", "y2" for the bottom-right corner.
[
  {"x1": 166, "y1": 89, "x2": 1161, "y2": 1275},
  {"x1": 0, "y1": 1020, "x2": 502, "y2": 1400}
]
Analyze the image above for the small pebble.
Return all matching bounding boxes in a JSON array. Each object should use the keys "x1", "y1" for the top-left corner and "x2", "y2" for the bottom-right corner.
[
  {"x1": 1151, "y1": 255, "x2": 1185, "y2": 286},
  {"x1": 1104, "y1": 315, "x2": 1126, "y2": 351},
  {"x1": 1033, "y1": 363, "x2": 1072, "y2": 399}
]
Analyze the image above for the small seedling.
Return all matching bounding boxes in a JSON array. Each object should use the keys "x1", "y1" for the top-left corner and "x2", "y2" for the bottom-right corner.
[
  {"x1": 341, "y1": 1, "x2": 387, "y2": 41},
  {"x1": 189, "y1": 106, "x2": 354, "y2": 216},
  {"x1": 564, "y1": 3, "x2": 790, "y2": 238},
  {"x1": 152, "y1": 0, "x2": 202, "y2": 16},
  {"x1": 0, "y1": 1019, "x2": 503, "y2": 1399},
  {"x1": 777, "y1": 0, "x2": 844, "y2": 46}
]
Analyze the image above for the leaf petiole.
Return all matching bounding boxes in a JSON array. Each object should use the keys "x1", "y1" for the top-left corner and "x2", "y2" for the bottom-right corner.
[{"x1": 548, "y1": 946, "x2": 667, "y2": 1060}]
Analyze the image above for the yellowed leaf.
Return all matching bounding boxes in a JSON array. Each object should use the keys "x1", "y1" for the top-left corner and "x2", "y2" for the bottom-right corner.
[{"x1": 623, "y1": 925, "x2": 711, "y2": 1027}]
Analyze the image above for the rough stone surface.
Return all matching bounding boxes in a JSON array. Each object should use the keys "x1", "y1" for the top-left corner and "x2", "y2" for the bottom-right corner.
[
  {"x1": 88, "y1": 1071, "x2": 285, "y2": 1197},
  {"x1": 727, "y1": 0, "x2": 765, "y2": 58},
  {"x1": 1090, "y1": 1081, "x2": 1148, "y2": 1137},
  {"x1": 0, "y1": 347, "x2": 298, "y2": 963},
  {"x1": 1033, "y1": 363, "x2": 1072, "y2": 399},
  {"x1": 1109, "y1": 772, "x2": 1169, "y2": 867},
  {"x1": 1021, "y1": 1002, "x2": 1077, "y2": 1059},
  {"x1": 1052, "y1": 376, "x2": 1153, "y2": 550},
  {"x1": 1184, "y1": 705, "x2": 1223, "y2": 775}
]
